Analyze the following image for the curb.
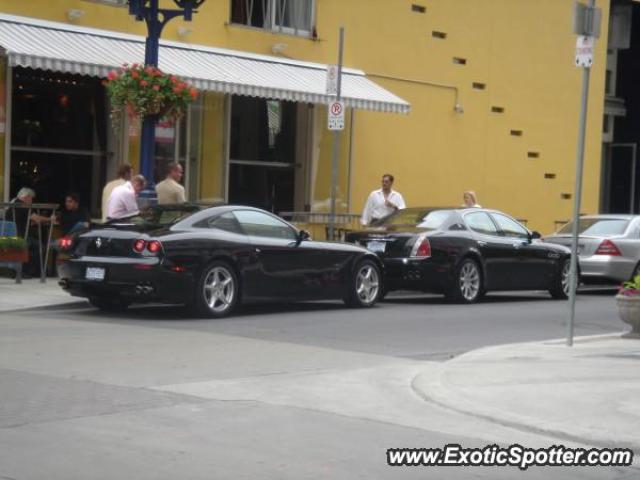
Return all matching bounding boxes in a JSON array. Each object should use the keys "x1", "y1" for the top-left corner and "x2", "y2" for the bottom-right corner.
[
  {"x1": 411, "y1": 335, "x2": 640, "y2": 451},
  {"x1": 0, "y1": 300, "x2": 88, "y2": 314}
]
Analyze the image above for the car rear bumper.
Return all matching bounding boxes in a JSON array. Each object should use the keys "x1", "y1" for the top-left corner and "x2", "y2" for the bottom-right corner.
[
  {"x1": 58, "y1": 256, "x2": 196, "y2": 303},
  {"x1": 382, "y1": 257, "x2": 449, "y2": 292},
  {"x1": 579, "y1": 255, "x2": 635, "y2": 284}
]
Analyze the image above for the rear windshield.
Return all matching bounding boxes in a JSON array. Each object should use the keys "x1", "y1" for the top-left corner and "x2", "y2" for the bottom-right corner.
[
  {"x1": 378, "y1": 209, "x2": 452, "y2": 229},
  {"x1": 109, "y1": 206, "x2": 198, "y2": 227},
  {"x1": 558, "y1": 218, "x2": 630, "y2": 235}
]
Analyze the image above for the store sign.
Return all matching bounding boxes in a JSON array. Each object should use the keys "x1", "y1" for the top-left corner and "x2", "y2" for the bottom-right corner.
[{"x1": 328, "y1": 100, "x2": 345, "y2": 131}]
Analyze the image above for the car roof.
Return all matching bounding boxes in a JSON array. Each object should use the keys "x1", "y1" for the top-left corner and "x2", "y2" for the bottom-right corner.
[{"x1": 575, "y1": 214, "x2": 639, "y2": 220}]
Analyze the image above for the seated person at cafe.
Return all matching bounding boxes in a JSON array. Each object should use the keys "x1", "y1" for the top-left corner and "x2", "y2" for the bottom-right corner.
[
  {"x1": 58, "y1": 193, "x2": 90, "y2": 235},
  {"x1": 5, "y1": 187, "x2": 52, "y2": 277}
]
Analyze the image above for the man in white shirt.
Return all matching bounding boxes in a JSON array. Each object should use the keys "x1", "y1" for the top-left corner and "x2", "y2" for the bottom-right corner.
[
  {"x1": 101, "y1": 164, "x2": 132, "y2": 222},
  {"x1": 155, "y1": 162, "x2": 186, "y2": 205},
  {"x1": 361, "y1": 173, "x2": 406, "y2": 226},
  {"x1": 106, "y1": 175, "x2": 146, "y2": 220}
]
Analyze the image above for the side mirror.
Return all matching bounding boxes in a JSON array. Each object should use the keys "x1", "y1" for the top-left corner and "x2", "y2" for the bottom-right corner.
[
  {"x1": 297, "y1": 229, "x2": 311, "y2": 243},
  {"x1": 529, "y1": 231, "x2": 542, "y2": 241}
]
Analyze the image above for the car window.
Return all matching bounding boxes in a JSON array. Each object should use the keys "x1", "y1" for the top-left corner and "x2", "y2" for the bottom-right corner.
[
  {"x1": 491, "y1": 213, "x2": 529, "y2": 239},
  {"x1": 377, "y1": 208, "x2": 453, "y2": 228},
  {"x1": 464, "y1": 211, "x2": 499, "y2": 236},
  {"x1": 202, "y1": 212, "x2": 244, "y2": 234},
  {"x1": 416, "y1": 211, "x2": 452, "y2": 230},
  {"x1": 233, "y1": 210, "x2": 297, "y2": 240},
  {"x1": 558, "y1": 218, "x2": 630, "y2": 235}
]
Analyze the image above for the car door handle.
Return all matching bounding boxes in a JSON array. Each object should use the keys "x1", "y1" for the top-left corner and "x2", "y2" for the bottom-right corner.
[
  {"x1": 478, "y1": 241, "x2": 487, "y2": 246},
  {"x1": 254, "y1": 248, "x2": 261, "y2": 254}
]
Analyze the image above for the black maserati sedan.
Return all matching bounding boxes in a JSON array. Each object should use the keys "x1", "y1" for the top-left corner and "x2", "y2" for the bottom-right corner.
[
  {"x1": 346, "y1": 207, "x2": 571, "y2": 303},
  {"x1": 58, "y1": 205, "x2": 383, "y2": 317}
]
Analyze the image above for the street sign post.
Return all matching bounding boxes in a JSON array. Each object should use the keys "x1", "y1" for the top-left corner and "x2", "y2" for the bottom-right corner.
[
  {"x1": 567, "y1": 0, "x2": 600, "y2": 347},
  {"x1": 328, "y1": 100, "x2": 345, "y2": 131},
  {"x1": 328, "y1": 28, "x2": 345, "y2": 241}
]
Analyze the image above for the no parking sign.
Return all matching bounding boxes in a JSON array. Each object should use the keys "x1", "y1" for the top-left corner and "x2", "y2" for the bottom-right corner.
[{"x1": 328, "y1": 100, "x2": 345, "y2": 131}]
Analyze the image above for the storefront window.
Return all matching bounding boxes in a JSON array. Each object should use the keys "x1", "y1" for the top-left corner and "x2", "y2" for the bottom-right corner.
[
  {"x1": 0, "y1": 57, "x2": 6, "y2": 201},
  {"x1": 10, "y1": 68, "x2": 107, "y2": 214},
  {"x1": 229, "y1": 96, "x2": 296, "y2": 213}
]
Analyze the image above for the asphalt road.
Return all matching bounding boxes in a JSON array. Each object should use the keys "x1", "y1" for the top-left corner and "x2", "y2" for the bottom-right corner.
[{"x1": 0, "y1": 289, "x2": 635, "y2": 480}]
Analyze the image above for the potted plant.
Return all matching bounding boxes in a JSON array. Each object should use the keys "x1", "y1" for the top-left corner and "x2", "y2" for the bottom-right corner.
[
  {"x1": 0, "y1": 236, "x2": 28, "y2": 263},
  {"x1": 104, "y1": 63, "x2": 198, "y2": 126},
  {"x1": 616, "y1": 275, "x2": 640, "y2": 338}
]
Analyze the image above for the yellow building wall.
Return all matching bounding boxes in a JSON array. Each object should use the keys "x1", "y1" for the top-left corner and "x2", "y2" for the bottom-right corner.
[
  {"x1": 0, "y1": 0, "x2": 610, "y2": 233},
  {"x1": 198, "y1": 92, "x2": 226, "y2": 202}
]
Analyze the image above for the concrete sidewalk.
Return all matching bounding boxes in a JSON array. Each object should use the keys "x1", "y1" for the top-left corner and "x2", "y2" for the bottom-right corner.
[
  {"x1": 0, "y1": 277, "x2": 85, "y2": 312},
  {"x1": 413, "y1": 333, "x2": 640, "y2": 451}
]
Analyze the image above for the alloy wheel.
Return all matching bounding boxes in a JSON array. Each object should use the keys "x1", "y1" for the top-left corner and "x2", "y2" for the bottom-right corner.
[
  {"x1": 561, "y1": 260, "x2": 571, "y2": 297},
  {"x1": 356, "y1": 264, "x2": 380, "y2": 304},
  {"x1": 203, "y1": 266, "x2": 235, "y2": 313},
  {"x1": 459, "y1": 262, "x2": 480, "y2": 301}
]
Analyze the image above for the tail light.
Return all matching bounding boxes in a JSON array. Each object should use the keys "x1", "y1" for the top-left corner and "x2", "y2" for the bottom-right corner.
[
  {"x1": 594, "y1": 239, "x2": 621, "y2": 256},
  {"x1": 59, "y1": 236, "x2": 74, "y2": 250},
  {"x1": 410, "y1": 234, "x2": 432, "y2": 258},
  {"x1": 133, "y1": 239, "x2": 146, "y2": 253},
  {"x1": 132, "y1": 239, "x2": 162, "y2": 255},
  {"x1": 146, "y1": 240, "x2": 162, "y2": 254}
]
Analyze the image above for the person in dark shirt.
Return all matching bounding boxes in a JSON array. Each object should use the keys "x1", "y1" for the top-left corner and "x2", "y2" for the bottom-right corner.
[{"x1": 59, "y1": 193, "x2": 90, "y2": 235}]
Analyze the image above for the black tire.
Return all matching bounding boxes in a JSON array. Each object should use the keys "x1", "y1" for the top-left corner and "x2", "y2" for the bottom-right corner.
[
  {"x1": 446, "y1": 258, "x2": 483, "y2": 304},
  {"x1": 88, "y1": 296, "x2": 131, "y2": 312},
  {"x1": 549, "y1": 258, "x2": 571, "y2": 300},
  {"x1": 191, "y1": 260, "x2": 240, "y2": 318},
  {"x1": 344, "y1": 259, "x2": 381, "y2": 308}
]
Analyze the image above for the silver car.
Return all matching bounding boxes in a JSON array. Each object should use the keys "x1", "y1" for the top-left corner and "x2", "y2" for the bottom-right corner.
[{"x1": 543, "y1": 215, "x2": 640, "y2": 284}]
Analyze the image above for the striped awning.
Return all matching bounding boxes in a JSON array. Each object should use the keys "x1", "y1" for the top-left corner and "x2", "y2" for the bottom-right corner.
[{"x1": 0, "y1": 13, "x2": 410, "y2": 114}]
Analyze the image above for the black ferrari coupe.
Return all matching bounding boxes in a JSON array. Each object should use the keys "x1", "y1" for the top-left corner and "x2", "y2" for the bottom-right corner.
[
  {"x1": 346, "y1": 207, "x2": 571, "y2": 303},
  {"x1": 58, "y1": 204, "x2": 382, "y2": 317}
]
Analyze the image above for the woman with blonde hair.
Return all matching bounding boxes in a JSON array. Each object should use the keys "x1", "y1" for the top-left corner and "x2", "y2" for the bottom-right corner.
[{"x1": 462, "y1": 191, "x2": 481, "y2": 208}]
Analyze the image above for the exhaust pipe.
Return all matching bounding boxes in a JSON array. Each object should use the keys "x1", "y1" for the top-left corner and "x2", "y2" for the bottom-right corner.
[{"x1": 134, "y1": 284, "x2": 155, "y2": 296}]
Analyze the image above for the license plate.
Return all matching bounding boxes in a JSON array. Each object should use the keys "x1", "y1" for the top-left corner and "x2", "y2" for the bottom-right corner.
[
  {"x1": 85, "y1": 267, "x2": 105, "y2": 281},
  {"x1": 367, "y1": 241, "x2": 387, "y2": 253}
]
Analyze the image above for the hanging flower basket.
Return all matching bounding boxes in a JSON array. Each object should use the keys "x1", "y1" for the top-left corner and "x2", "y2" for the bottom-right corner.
[
  {"x1": 0, "y1": 236, "x2": 28, "y2": 263},
  {"x1": 104, "y1": 63, "x2": 198, "y2": 127}
]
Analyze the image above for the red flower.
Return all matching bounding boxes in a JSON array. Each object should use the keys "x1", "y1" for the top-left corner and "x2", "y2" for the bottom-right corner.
[
  {"x1": 189, "y1": 88, "x2": 198, "y2": 99},
  {"x1": 131, "y1": 71, "x2": 139, "y2": 79},
  {"x1": 173, "y1": 86, "x2": 181, "y2": 93},
  {"x1": 140, "y1": 80, "x2": 148, "y2": 87},
  {"x1": 108, "y1": 70, "x2": 118, "y2": 80},
  {"x1": 145, "y1": 66, "x2": 154, "y2": 75},
  {"x1": 132, "y1": 63, "x2": 139, "y2": 68},
  {"x1": 170, "y1": 76, "x2": 178, "y2": 84},
  {"x1": 152, "y1": 85, "x2": 160, "y2": 91}
]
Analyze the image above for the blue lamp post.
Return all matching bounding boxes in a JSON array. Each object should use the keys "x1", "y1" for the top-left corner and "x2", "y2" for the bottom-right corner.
[{"x1": 127, "y1": 0, "x2": 205, "y2": 203}]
